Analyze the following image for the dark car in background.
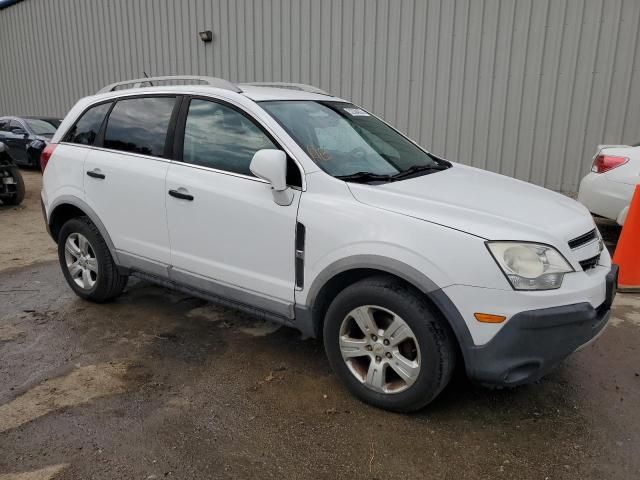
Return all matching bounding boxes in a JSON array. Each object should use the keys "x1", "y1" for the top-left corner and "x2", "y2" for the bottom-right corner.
[
  {"x1": 24, "y1": 116, "x2": 62, "y2": 129},
  {"x1": 0, "y1": 116, "x2": 61, "y2": 168},
  {"x1": 0, "y1": 142, "x2": 25, "y2": 205}
]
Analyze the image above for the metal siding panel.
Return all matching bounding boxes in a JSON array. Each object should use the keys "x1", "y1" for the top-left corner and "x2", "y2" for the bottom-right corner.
[
  {"x1": 361, "y1": 0, "x2": 377, "y2": 109},
  {"x1": 457, "y1": 0, "x2": 483, "y2": 167},
  {"x1": 383, "y1": 0, "x2": 402, "y2": 128},
  {"x1": 337, "y1": 0, "x2": 350, "y2": 99},
  {"x1": 406, "y1": 0, "x2": 427, "y2": 141},
  {"x1": 530, "y1": 0, "x2": 568, "y2": 187},
  {"x1": 546, "y1": 0, "x2": 585, "y2": 191},
  {"x1": 432, "y1": 0, "x2": 454, "y2": 155},
  {"x1": 372, "y1": 0, "x2": 389, "y2": 117},
  {"x1": 561, "y1": 0, "x2": 604, "y2": 192},
  {"x1": 281, "y1": 0, "x2": 291, "y2": 81},
  {"x1": 515, "y1": 0, "x2": 549, "y2": 182},
  {"x1": 445, "y1": 0, "x2": 469, "y2": 160},
  {"x1": 300, "y1": 0, "x2": 311, "y2": 83},
  {"x1": 621, "y1": 1, "x2": 640, "y2": 142},
  {"x1": 420, "y1": 0, "x2": 441, "y2": 148},
  {"x1": 476, "y1": 0, "x2": 503, "y2": 172},
  {"x1": 350, "y1": 0, "x2": 366, "y2": 104},
  {"x1": 1, "y1": 0, "x2": 639, "y2": 193}
]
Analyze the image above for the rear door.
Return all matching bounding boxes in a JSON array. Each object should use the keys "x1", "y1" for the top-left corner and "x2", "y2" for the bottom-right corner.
[
  {"x1": 83, "y1": 95, "x2": 179, "y2": 269},
  {"x1": 165, "y1": 97, "x2": 302, "y2": 315}
]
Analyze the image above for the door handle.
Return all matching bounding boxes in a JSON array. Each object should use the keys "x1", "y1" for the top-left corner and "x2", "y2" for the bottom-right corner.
[
  {"x1": 86, "y1": 169, "x2": 105, "y2": 179},
  {"x1": 168, "y1": 189, "x2": 194, "y2": 201}
]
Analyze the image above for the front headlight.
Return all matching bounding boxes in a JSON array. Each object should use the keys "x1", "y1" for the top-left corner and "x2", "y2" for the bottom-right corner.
[{"x1": 486, "y1": 241, "x2": 574, "y2": 290}]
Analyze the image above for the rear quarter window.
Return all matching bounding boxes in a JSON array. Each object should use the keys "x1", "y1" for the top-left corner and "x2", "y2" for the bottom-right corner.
[{"x1": 65, "y1": 103, "x2": 111, "y2": 145}]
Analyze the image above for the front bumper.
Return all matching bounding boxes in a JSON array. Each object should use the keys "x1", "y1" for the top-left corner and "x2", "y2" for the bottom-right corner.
[{"x1": 464, "y1": 265, "x2": 618, "y2": 386}]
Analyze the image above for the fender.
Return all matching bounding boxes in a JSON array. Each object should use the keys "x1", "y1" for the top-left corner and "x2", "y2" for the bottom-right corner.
[{"x1": 48, "y1": 195, "x2": 120, "y2": 265}]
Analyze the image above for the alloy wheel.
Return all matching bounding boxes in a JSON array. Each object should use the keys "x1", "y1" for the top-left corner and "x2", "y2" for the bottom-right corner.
[
  {"x1": 64, "y1": 233, "x2": 98, "y2": 290},
  {"x1": 339, "y1": 305, "x2": 421, "y2": 394}
]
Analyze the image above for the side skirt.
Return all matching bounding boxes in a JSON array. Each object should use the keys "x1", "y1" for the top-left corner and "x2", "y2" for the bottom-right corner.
[
  {"x1": 117, "y1": 250, "x2": 318, "y2": 338},
  {"x1": 126, "y1": 268, "x2": 324, "y2": 337}
]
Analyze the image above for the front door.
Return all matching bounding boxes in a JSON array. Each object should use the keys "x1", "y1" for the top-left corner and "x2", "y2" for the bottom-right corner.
[
  {"x1": 166, "y1": 98, "x2": 301, "y2": 316},
  {"x1": 4, "y1": 120, "x2": 30, "y2": 163}
]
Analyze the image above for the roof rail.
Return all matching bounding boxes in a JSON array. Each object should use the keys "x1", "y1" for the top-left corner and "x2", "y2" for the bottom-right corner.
[
  {"x1": 97, "y1": 75, "x2": 242, "y2": 94},
  {"x1": 241, "y1": 82, "x2": 329, "y2": 96}
]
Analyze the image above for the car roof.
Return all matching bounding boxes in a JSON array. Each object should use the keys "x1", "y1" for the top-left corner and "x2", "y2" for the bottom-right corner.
[
  {"x1": 87, "y1": 84, "x2": 346, "y2": 104},
  {"x1": 238, "y1": 84, "x2": 344, "y2": 102}
]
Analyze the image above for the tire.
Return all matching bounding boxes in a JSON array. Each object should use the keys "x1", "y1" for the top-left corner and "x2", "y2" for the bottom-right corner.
[
  {"x1": 323, "y1": 275, "x2": 456, "y2": 412},
  {"x1": 3, "y1": 167, "x2": 25, "y2": 205},
  {"x1": 58, "y1": 216, "x2": 128, "y2": 302}
]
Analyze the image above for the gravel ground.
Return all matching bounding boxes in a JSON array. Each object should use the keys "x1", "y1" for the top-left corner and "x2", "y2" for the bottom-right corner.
[{"x1": 0, "y1": 170, "x2": 638, "y2": 479}]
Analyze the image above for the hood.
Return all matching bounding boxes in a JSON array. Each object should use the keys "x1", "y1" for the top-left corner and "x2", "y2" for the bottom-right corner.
[{"x1": 347, "y1": 163, "x2": 595, "y2": 245}]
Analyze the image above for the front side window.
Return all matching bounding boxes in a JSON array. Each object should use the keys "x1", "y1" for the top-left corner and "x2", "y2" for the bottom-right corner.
[
  {"x1": 104, "y1": 97, "x2": 175, "y2": 157},
  {"x1": 9, "y1": 120, "x2": 25, "y2": 133},
  {"x1": 65, "y1": 103, "x2": 111, "y2": 145},
  {"x1": 182, "y1": 99, "x2": 276, "y2": 176},
  {"x1": 261, "y1": 101, "x2": 446, "y2": 181}
]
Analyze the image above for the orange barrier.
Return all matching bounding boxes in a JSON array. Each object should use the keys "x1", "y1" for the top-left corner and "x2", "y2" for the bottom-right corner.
[{"x1": 613, "y1": 184, "x2": 640, "y2": 292}]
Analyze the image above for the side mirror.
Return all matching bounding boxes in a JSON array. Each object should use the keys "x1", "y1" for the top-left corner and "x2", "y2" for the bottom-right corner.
[{"x1": 250, "y1": 149, "x2": 294, "y2": 206}]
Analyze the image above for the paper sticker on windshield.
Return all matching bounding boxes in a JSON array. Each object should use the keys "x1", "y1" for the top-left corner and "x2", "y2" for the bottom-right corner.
[{"x1": 343, "y1": 107, "x2": 370, "y2": 117}]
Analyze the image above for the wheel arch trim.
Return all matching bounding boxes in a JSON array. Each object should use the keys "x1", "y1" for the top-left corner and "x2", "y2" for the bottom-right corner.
[
  {"x1": 48, "y1": 195, "x2": 120, "y2": 265},
  {"x1": 304, "y1": 255, "x2": 440, "y2": 307},
  {"x1": 299, "y1": 255, "x2": 476, "y2": 360}
]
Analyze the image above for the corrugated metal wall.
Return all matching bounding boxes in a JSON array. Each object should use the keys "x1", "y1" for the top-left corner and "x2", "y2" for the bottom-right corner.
[{"x1": 1, "y1": 0, "x2": 639, "y2": 192}]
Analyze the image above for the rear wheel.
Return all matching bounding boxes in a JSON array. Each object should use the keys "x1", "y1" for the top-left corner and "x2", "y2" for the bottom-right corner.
[
  {"x1": 2, "y1": 167, "x2": 25, "y2": 205},
  {"x1": 58, "y1": 217, "x2": 128, "y2": 302},
  {"x1": 323, "y1": 276, "x2": 456, "y2": 412}
]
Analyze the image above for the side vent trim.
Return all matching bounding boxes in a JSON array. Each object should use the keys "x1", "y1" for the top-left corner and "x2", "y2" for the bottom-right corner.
[{"x1": 295, "y1": 222, "x2": 306, "y2": 289}]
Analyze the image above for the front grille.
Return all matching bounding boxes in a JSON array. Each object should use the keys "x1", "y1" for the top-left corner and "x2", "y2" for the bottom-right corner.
[
  {"x1": 568, "y1": 228, "x2": 597, "y2": 249},
  {"x1": 579, "y1": 254, "x2": 600, "y2": 271}
]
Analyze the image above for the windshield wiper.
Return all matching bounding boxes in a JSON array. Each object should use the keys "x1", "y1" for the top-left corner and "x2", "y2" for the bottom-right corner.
[
  {"x1": 391, "y1": 164, "x2": 449, "y2": 180},
  {"x1": 335, "y1": 171, "x2": 396, "y2": 184}
]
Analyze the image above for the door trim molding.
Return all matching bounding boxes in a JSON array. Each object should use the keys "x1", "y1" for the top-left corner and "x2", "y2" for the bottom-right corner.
[
  {"x1": 115, "y1": 250, "x2": 295, "y2": 321},
  {"x1": 170, "y1": 266, "x2": 294, "y2": 320}
]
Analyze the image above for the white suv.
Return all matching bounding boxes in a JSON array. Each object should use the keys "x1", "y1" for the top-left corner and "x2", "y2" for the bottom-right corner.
[{"x1": 41, "y1": 76, "x2": 617, "y2": 412}]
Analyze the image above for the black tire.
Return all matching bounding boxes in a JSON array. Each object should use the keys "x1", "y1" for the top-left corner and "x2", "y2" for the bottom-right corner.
[
  {"x1": 3, "y1": 167, "x2": 25, "y2": 205},
  {"x1": 58, "y1": 216, "x2": 128, "y2": 302},
  {"x1": 323, "y1": 275, "x2": 456, "y2": 412}
]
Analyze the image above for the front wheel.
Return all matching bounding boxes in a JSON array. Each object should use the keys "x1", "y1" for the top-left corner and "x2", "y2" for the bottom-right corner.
[
  {"x1": 58, "y1": 217, "x2": 128, "y2": 302},
  {"x1": 323, "y1": 276, "x2": 456, "y2": 412}
]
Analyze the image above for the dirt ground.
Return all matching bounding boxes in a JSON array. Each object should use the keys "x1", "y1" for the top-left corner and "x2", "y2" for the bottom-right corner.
[
  {"x1": 0, "y1": 171, "x2": 56, "y2": 272},
  {"x1": 1, "y1": 171, "x2": 639, "y2": 479}
]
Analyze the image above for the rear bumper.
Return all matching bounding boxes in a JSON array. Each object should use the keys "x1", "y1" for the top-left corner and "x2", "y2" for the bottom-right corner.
[
  {"x1": 578, "y1": 173, "x2": 632, "y2": 224},
  {"x1": 40, "y1": 195, "x2": 53, "y2": 238},
  {"x1": 465, "y1": 265, "x2": 618, "y2": 386}
]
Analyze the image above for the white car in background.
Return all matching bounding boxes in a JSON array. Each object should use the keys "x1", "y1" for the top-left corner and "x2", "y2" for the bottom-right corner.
[{"x1": 578, "y1": 145, "x2": 640, "y2": 225}]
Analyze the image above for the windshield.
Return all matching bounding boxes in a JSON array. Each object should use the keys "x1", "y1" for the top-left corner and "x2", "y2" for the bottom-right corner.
[
  {"x1": 260, "y1": 100, "x2": 444, "y2": 179},
  {"x1": 25, "y1": 119, "x2": 57, "y2": 136}
]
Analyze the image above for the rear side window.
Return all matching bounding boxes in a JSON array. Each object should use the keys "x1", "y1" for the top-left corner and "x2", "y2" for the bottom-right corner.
[
  {"x1": 182, "y1": 99, "x2": 276, "y2": 176},
  {"x1": 104, "y1": 97, "x2": 175, "y2": 157},
  {"x1": 65, "y1": 103, "x2": 110, "y2": 145}
]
